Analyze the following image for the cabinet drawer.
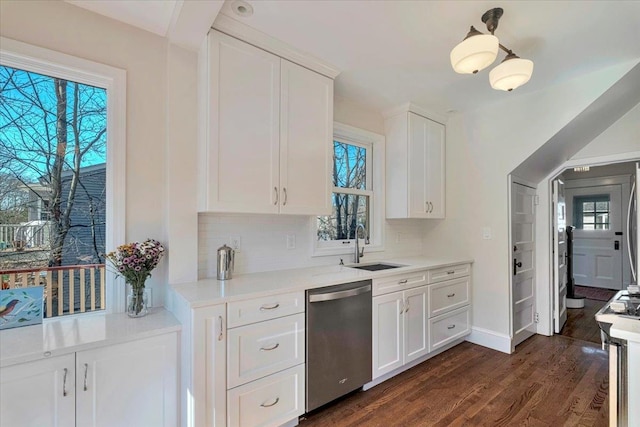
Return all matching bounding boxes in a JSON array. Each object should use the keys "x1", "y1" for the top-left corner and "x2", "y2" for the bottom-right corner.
[
  {"x1": 429, "y1": 277, "x2": 470, "y2": 317},
  {"x1": 429, "y1": 306, "x2": 471, "y2": 351},
  {"x1": 372, "y1": 271, "x2": 427, "y2": 296},
  {"x1": 227, "y1": 364, "x2": 305, "y2": 427},
  {"x1": 228, "y1": 291, "x2": 304, "y2": 328},
  {"x1": 228, "y1": 313, "x2": 305, "y2": 388},
  {"x1": 427, "y1": 263, "x2": 470, "y2": 284}
]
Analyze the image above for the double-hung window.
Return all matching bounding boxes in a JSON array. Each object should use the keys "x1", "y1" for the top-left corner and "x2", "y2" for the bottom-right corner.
[{"x1": 314, "y1": 122, "x2": 384, "y2": 256}]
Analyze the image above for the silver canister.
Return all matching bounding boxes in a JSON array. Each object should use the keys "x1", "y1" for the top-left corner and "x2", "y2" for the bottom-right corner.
[{"x1": 216, "y1": 244, "x2": 235, "y2": 280}]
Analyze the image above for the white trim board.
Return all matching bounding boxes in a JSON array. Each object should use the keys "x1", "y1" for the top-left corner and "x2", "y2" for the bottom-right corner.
[{"x1": 465, "y1": 326, "x2": 513, "y2": 354}]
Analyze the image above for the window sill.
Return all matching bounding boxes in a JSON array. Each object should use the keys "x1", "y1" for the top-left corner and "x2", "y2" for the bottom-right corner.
[{"x1": 311, "y1": 242, "x2": 385, "y2": 258}]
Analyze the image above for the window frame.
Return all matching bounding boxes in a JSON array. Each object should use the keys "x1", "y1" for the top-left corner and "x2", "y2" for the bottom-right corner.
[
  {"x1": 1, "y1": 37, "x2": 127, "y2": 314},
  {"x1": 573, "y1": 194, "x2": 611, "y2": 230},
  {"x1": 312, "y1": 122, "x2": 385, "y2": 257}
]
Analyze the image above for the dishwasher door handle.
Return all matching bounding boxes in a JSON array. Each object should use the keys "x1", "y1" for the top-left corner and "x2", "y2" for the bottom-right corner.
[{"x1": 308, "y1": 285, "x2": 371, "y2": 303}]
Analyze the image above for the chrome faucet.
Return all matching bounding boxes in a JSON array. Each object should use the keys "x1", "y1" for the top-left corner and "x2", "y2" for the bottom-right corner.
[{"x1": 354, "y1": 224, "x2": 367, "y2": 263}]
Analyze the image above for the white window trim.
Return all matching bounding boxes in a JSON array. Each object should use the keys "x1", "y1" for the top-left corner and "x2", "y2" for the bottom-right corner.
[
  {"x1": 312, "y1": 122, "x2": 385, "y2": 257},
  {"x1": 1, "y1": 37, "x2": 127, "y2": 314}
]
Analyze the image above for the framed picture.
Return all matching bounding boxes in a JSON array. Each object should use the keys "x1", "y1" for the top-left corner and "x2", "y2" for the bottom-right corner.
[{"x1": 0, "y1": 286, "x2": 44, "y2": 330}]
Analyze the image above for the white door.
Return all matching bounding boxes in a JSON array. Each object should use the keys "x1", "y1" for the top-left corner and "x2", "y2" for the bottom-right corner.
[
  {"x1": 511, "y1": 181, "x2": 537, "y2": 348},
  {"x1": 566, "y1": 185, "x2": 623, "y2": 289},
  {"x1": 403, "y1": 285, "x2": 429, "y2": 364},
  {"x1": 0, "y1": 354, "x2": 75, "y2": 427},
  {"x1": 207, "y1": 31, "x2": 281, "y2": 213},
  {"x1": 630, "y1": 163, "x2": 639, "y2": 283},
  {"x1": 279, "y1": 59, "x2": 333, "y2": 215},
  {"x1": 76, "y1": 333, "x2": 178, "y2": 427},
  {"x1": 372, "y1": 292, "x2": 404, "y2": 379},
  {"x1": 553, "y1": 179, "x2": 568, "y2": 333}
]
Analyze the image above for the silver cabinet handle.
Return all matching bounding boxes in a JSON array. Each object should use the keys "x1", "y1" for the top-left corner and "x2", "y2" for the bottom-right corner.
[
  {"x1": 260, "y1": 397, "x2": 280, "y2": 408},
  {"x1": 430, "y1": 202, "x2": 434, "y2": 213},
  {"x1": 63, "y1": 368, "x2": 68, "y2": 397},
  {"x1": 273, "y1": 187, "x2": 279, "y2": 205},
  {"x1": 425, "y1": 201, "x2": 429, "y2": 213},
  {"x1": 260, "y1": 303, "x2": 280, "y2": 311},
  {"x1": 447, "y1": 324, "x2": 456, "y2": 330},
  {"x1": 260, "y1": 343, "x2": 280, "y2": 351},
  {"x1": 83, "y1": 363, "x2": 88, "y2": 391},
  {"x1": 283, "y1": 188, "x2": 287, "y2": 205},
  {"x1": 447, "y1": 270, "x2": 455, "y2": 275},
  {"x1": 398, "y1": 279, "x2": 408, "y2": 284},
  {"x1": 447, "y1": 293, "x2": 456, "y2": 298},
  {"x1": 405, "y1": 299, "x2": 410, "y2": 313},
  {"x1": 218, "y1": 315, "x2": 224, "y2": 341}
]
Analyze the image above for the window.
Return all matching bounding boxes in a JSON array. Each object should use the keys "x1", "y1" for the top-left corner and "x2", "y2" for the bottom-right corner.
[
  {"x1": 573, "y1": 195, "x2": 610, "y2": 230},
  {"x1": 314, "y1": 122, "x2": 385, "y2": 256},
  {"x1": 1, "y1": 37, "x2": 126, "y2": 316}
]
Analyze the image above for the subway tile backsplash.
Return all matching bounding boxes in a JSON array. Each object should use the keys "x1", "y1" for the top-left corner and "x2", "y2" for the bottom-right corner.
[{"x1": 198, "y1": 213, "x2": 426, "y2": 278}]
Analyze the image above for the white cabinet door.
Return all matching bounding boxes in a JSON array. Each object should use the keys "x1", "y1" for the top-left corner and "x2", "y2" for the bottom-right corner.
[
  {"x1": 408, "y1": 113, "x2": 428, "y2": 218},
  {"x1": 279, "y1": 59, "x2": 333, "y2": 215},
  {"x1": 0, "y1": 354, "x2": 75, "y2": 427},
  {"x1": 403, "y1": 285, "x2": 429, "y2": 364},
  {"x1": 425, "y1": 119, "x2": 445, "y2": 218},
  {"x1": 199, "y1": 305, "x2": 227, "y2": 427},
  {"x1": 372, "y1": 292, "x2": 404, "y2": 379},
  {"x1": 206, "y1": 31, "x2": 281, "y2": 213},
  {"x1": 75, "y1": 333, "x2": 178, "y2": 427}
]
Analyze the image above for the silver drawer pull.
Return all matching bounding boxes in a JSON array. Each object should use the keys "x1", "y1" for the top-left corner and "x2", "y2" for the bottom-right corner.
[
  {"x1": 260, "y1": 397, "x2": 280, "y2": 408},
  {"x1": 63, "y1": 368, "x2": 68, "y2": 397},
  {"x1": 446, "y1": 270, "x2": 455, "y2": 275},
  {"x1": 447, "y1": 324, "x2": 456, "y2": 330},
  {"x1": 447, "y1": 293, "x2": 456, "y2": 298},
  {"x1": 398, "y1": 279, "x2": 408, "y2": 284},
  {"x1": 218, "y1": 315, "x2": 224, "y2": 341},
  {"x1": 83, "y1": 363, "x2": 89, "y2": 391},
  {"x1": 260, "y1": 303, "x2": 280, "y2": 311},
  {"x1": 260, "y1": 343, "x2": 280, "y2": 351}
]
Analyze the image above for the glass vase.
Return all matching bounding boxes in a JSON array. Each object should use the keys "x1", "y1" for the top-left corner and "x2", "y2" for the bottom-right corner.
[{"x1": 127, "y1": 285, "x2": 149, "y2": 318}]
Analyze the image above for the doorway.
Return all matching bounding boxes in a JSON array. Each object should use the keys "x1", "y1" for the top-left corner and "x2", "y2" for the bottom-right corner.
[{"x1": 550, "y1": 161, "x2": 637, "y2": 340}]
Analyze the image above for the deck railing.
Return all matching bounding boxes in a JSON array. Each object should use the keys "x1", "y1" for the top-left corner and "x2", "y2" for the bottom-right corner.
[
  {"x1": 0, "y1": 223, "x2": 50, "y2": 249},
  {"x1": 1, "y1": 264, "x2": 105, "y2": 318}
]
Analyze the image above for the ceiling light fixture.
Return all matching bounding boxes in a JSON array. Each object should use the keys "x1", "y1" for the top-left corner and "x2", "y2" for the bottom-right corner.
[{"x1": 451, "y1": 8, "x2": 533, "y2": 92}]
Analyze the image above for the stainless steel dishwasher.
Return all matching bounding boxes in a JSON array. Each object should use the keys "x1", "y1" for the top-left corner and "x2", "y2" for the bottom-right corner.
[{"x1": 306, "y1": 279, "x2": 372, "y2": 412}]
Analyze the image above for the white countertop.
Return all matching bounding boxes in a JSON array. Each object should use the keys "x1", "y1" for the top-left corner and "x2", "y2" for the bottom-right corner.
[
  {"x1": 170, "y1": 256, "x2": 472, "y2": 308},
  {"x1": 0, "y1": 308, "x2": 181, "y2": 367}
]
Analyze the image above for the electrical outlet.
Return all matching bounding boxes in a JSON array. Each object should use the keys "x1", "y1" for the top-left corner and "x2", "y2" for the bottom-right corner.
[
  {"x1": 286, "y1": 234, "x2": 296, "y2": 250},
  {"x1": 229, "y1": 236, "x2": 241, "y2": 252}
]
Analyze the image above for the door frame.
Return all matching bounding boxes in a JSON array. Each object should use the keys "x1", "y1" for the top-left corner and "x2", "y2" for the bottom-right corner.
[{"x1": 537, "y1": 151, "x2": 640, "y2": 336}]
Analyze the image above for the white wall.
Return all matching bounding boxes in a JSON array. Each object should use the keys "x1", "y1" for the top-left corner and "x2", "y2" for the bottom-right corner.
[
  {"x1": 571, "y1": 102, "x2": 640, "y2": 160},
  {"x1": 1, "y1": 0, "x2": 199, "y2": 306},
  {"x1": 421, "y1": 62, "x2": 637, "y2": 344}
]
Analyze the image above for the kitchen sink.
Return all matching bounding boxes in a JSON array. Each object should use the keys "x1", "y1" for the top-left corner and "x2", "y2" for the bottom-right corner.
[{"x1": 350, "y1": 263, "x2": 404, "y2": 271}]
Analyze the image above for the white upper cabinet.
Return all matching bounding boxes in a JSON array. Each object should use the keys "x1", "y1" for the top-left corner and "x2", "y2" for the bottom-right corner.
[
  {"x1": 201, "y1": 30, "x2": 332, "y2": 215},
  {"x1": 385, "y1": 111, "x2": 445, "y2": 219}
]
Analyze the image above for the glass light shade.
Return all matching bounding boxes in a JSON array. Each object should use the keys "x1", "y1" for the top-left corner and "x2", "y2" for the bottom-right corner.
[
  {"x1": 489, "y1": 57, "x2": 534, "y2": 91},
  {"x1": 450, "y1": 34, "x2": 499, "y2": 74}
]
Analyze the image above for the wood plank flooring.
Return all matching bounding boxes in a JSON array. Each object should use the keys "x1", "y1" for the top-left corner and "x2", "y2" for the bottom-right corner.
[
  {"x1": 299, "y1": 334, "x2": 609, "y2": 426},
  {"x1": 560, "y1": 298, "x2": 607, "y2": 344}
]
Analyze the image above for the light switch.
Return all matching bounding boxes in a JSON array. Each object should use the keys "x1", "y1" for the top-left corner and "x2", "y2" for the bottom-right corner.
[
  {"x1": 482, "y1": 227, "x2": 492, "y2": 240},
  {"x1": 286, "y1": 234, "x2": 296, "y2": 249}
]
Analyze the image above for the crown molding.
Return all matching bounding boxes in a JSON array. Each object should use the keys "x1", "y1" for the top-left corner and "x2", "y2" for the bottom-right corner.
[
  {"x1": 382, "y1": 102, "x2": 448, "y2": 125},
  {"x1": 212, "y1": 14, "x2": 340, "y2": 79}
]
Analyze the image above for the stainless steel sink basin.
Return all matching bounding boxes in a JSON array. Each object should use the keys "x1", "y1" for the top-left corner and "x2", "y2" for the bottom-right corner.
[{"x1": 349, "y1": 263, "x2": 404, "y2": 271}]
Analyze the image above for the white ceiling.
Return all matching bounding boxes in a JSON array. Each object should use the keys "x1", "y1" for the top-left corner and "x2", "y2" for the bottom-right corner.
[{"x1": 66, "y1": 0, "x2": 640, "y2": 116}]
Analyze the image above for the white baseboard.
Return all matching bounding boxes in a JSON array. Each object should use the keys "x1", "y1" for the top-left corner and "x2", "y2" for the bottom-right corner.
[{"x1": 465, "y1": 326, "x2": 512, "y2": 354}]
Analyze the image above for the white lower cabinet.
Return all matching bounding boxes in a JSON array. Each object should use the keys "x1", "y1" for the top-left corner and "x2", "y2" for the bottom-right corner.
[
  {"x1": 227, "y1": 364, "x2": 305, "y2": 427},
  {"x1": 429, "y1": 306, "x2": 471, "y2": 351},
  {"x1": 372, "y1": 285, "x2": 428, "y2": 379},
  {"x1": 1, "y1": 354, "x2": 76, "y2": 427},
  {"x1": 0, "y1": 333, "x2": 178, "y2": 427}
]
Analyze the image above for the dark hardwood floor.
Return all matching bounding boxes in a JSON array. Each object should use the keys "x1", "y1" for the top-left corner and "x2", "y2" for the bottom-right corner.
[
  {"x1": 560, "y1": 298, "x2": 607, "y2": 344},
  {"x1": 300, "y1": 334, "x2": 609, "y2": 426}
]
